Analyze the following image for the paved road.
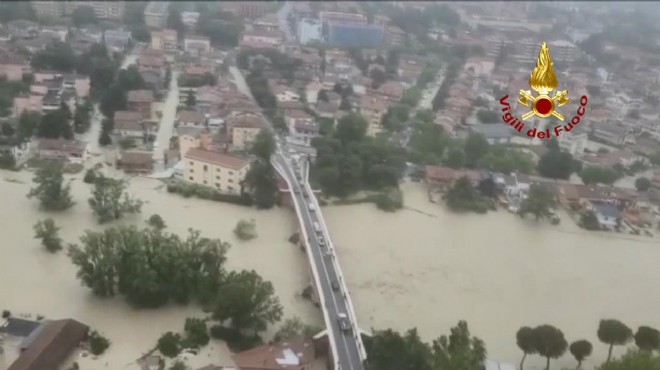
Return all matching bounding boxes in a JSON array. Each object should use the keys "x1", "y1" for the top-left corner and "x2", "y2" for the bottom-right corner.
[
  {"x1": 152, "y1": 70, "x2": 180, "y2": 172},
  {"x1": 273, "y1": 154, "x2": 364, "y2": 370},
  {"x1": 230, "y1": 62, "x2": 364, "y2": 369}
]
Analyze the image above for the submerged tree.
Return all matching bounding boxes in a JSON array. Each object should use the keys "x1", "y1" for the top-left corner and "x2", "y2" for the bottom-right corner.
[
  {"x1": 518, "y1": 184, "x2": 556, "y2": 221},
  {"x1": 273, "y1": 316, "x2": 322, "y2": 342},
  {"x1": 88, "y1": 174, "x2": 143, "y2": 223},
  {"x1": 211, "y1": 269, "x2": 283, "y2": 334},
  {"x1": 27, "y1": 161, "x2": 75, "y2": 211},
  {"x1": 147, "y1": 214, "x2": 166, "y2": 230},
  {"x1": 533, "y1": 324, "x2": 568, "y2": 370},
  {"x1": 33, "y1": 219, "x2": 63, "y2": 252},
  {"x1": 234, "y1": 218, "x2": 257, "y2": 241},
  {"x1": 431, "y1": 320, "x2": 487, "y2": 370},
  {"x1": 634, "y1": 326, "x2": 660, "y2": 352}
]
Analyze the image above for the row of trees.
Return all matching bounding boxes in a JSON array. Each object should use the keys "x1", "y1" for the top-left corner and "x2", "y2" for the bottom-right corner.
[{"x1": 517, "y1": 319, "x2": 660, "y2": 370}]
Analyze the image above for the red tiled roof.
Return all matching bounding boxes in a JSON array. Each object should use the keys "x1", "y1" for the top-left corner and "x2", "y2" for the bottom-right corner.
[
  {"x1": 231, "y1": 336, "x2": 315, "y2": 370},
  {"x1": 185, "y1": 148, "x2": 250, "y2": 170},
  {"x1": 179, "y1": 110, "x2": 205, "y2": 124},
  {"x1": 127, "y1": 90, "x2": 155, "y2": 103}
]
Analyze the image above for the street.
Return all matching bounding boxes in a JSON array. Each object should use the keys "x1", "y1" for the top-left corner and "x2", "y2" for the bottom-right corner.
[{"x1": 152, "y1": 70, "x2": 180, "y2": 172}]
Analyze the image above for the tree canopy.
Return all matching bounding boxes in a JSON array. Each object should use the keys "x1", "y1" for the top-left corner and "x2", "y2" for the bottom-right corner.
[
  {"x1": 27, "y1": 161, "x2": 74, "y2": 211},
  {"x1": 518, "y1": 184, "x2": 557, "y2": 221},
  {"x1": 598, "y1": 319, "x2": 633, "y2": 363}
]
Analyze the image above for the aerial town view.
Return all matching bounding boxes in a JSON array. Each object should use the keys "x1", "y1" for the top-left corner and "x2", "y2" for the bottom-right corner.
[{"x1": 1, "y1": 1, "x2": 660, "y2": 370}]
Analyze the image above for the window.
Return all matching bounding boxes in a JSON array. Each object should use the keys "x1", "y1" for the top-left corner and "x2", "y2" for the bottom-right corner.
[
  {"x1": 229, "y1": 171, "x2": 234, "y2": 175},
  {"x1": 216, "y1": 183, "x2": 220, "y2": 188},
  {"x1": 189, "y1": 161, "x2": 193, "y2": 165},
  {"x1": 203, "y1": 180, "x2": 207, "y2": 185},
  {"x1": 189, "y1": 169, "x2": 194, "y2": 173},
  {"x1": 228, "y1": 179, "x2": 233, "y2": 183},
  {"x1": 203, "y1": 165, "x2": 208, "y2": 172},
  {"x1": 216, "y1": 176, "x2": 220, "y2": 180},
  {"x1": 228, "y1": 186, "x2": 234, "y2": 191},
  {"x1": 189, "y1": 176, "x2": 193, "y2": 181}
]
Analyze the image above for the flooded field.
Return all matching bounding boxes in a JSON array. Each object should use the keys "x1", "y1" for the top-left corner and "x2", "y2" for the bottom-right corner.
[
  {"x1": 324, "y1": 182, "x2": 660, "y2": 370},
  {"x1": 0, "y1": 169, "x2": 321, "y2": 369}
]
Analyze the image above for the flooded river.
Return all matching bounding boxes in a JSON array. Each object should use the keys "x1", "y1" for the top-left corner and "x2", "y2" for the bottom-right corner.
[
  {"x1": 1, "y1": 169, "x2": 658, "y2": 370},
  {"x1": 324, "y1": 182, "x2": 660, "y2": 370},
  {"x1": 0, "y1": 170, "x2": 320, "y2": 369}
]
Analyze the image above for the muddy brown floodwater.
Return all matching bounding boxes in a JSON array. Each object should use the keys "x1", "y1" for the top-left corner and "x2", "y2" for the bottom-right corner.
[
  {"x1": 323, "y1": 182, "x2": 660, "y2": 370},
  {"x1": 0, "y1": 170, "x2": 321, "y2": 369}
]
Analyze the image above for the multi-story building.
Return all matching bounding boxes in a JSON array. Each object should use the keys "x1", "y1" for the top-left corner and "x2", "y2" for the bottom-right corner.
[
  {"x1": 144, "y1": 1, "x2": 169, "y2": 29},
  {"x1": 127, "y1": 90, "x2": 155, "y2": 119},
  {"x1": 252, "y1": 13, "x2": 280, "y2": 33},
  {"x1": 359, "y1": 96, "x2": 389, "y2": 137},
  {"x1": 104, "y1": 28, "x2": 131, "y2": 53},
  {"x1": 184, "y1": 148, "x2": 250, "y2": 195},
  {"x1": 61, "y1": 2, "x2": 124, "y2": 20},
  {"x1": 181, "y1": 12, "x2": 200, "y2": 29},
  {"x1": 297, "y1": 18, "x2": 322, "y2": 45},
  {"x1": 558, "y1": 125, "x2": 588, "y2": 156},
  {"x1": 227, "y1": 113, "x2": 266, "y2": 150},
  {"x1": 32, "y1": 1, "x2": 63, "y2": 19},
  {"x1": 151, "y1": 29, "x2": 178, "y2": 52},
  {"x1": 320, "y1": 11, "x2": 367, "y2": 26},
  {"x1": 183, "y1": 35, "x2": 211, "y2": 56},
  {"x1": 327, "y1": 23, "x2": 384, "y2": 48}
]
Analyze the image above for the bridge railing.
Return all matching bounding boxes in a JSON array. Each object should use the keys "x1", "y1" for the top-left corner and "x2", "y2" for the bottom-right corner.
[
  {"x1": 271, "y1": 159, "x2": 342, "y2": 369},
  {"x1": 302, "y1": 161, "x2": 368, "y2": 361}
]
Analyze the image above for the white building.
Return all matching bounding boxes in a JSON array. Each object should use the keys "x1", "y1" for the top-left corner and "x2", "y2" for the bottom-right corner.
[
  {"x1": 298, "y1": 18, "x2": 322, "y2": 45},
  {"x1": 558, "y1": 128, "x2": 587, "y2": 156},
  {"x1": 144, "y1": 1, "x2": 169, "y2": 29},
  {"x1": 181, "y1": 11, "x2": 200, "y2": 28}
]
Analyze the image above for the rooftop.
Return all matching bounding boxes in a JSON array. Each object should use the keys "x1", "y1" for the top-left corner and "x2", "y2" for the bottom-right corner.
[
  {"x1": 590, "y1": 200, "x2": 622, "y2": 219},
  {"x1": 185, "y1": 148, "x2": 250, "y2": 170},
  {"x1": 127, "y1": 90, "x2": 155, "y2": 103},
  {"x1": 231, "y1": 336, "x2": 315, "y2": 370}
]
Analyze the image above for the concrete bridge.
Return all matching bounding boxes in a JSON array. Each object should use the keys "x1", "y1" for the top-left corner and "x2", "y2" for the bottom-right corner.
[{"x1": 272, "y1": 151, "x2": 368, "y2": 370}]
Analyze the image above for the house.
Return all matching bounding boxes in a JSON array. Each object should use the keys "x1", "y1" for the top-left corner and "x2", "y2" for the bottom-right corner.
[
  {"x1": 104, "y1": 28, "x2": 131, "y2": 52},
  {"x1": 241, "y1": 29, "x2": 285, "y2": 48},
  {"x1": 288, "y1": 122, "x2": 320, "y2": 147},
  {"x1": 114, "y1": 111, "x2": 147, "y2": 139},
  {"x1": 0, "y1": 318, "x2": 41, "y2": 337},
  {"x1": 140, "y1": 69, "x2": 165, "y2": 94},
  {"x1": 305, "y1": 81, "x2": 323, "y2": 104},
  {"x1": 0, "y1": 137, "x2": 33, "y2": 164},
  {"x1": 557, "y1": 125, "x2": 587, "y2": 156},
  {"x1": 184, "y1": 148, "x2": 250, "y2": 194},
  {"x1": 13, "y1": 94, "x2": 44, "y2": 116},
  {"x1": 253, "y1": 13, "x2": 280, "y2": 32},
  {"x1": 178, "y1": 110, "x2": 206, "y2": 128},
  {"x1": 314, "y1": 101, "x2": 337, "y2": 120},
  {"x1": 127, "y1": 90, "x2": 155, "y2": 119},
  {"x1": 0, "y1": 51, "x2": 29, "y2": 81},
  {"x1": 69, "y1": 34, "x2": 98, "y2": 55},
  {"x1": 359, "y1": 95, "x2": 390, "y2": 137},
  {"x1": 588, "y1": 200, "x2": 622, "y2": 229},
  {"x1": 151, "y1": 29, "x2": 178, "y2": 52},
  {"x1": 425, "y1": 165, "x2": 482, "y2": 193},
  {"x1": 144, "y1": 1, "x2": 169, "y2": 28},
  {"x1": 40, "y1": 25, "x2": 68, "y2": 42},
  {"x1": 37, "y1": 139, "x2": 86, "y2": 163},
  {"x1": 118, "y1": 150, "x2": 153, "y2": 173},
  {"x1": 272, "y1": 85, "x2": 301, "y2": 103},
  {"x1": 181, "y1": 11, "x2": 201, "y2": 29},
  {"x1": 464, "y1": 57, "x2": 495, "y2": 77},
  {"x1": 591, "y1": 122, "x2": 633, "y2": 146},
  {"x1": 469, "y1": 124, "x2": 513, "y2": 144},
  {"x1": 184, "y1": 35, "x2": 211, "y2": 56},
  {"x1": 7, "y1": 318, "x2": 89, "y2": 370},
  {"x1": 228, "y1": 113, "x2": 266, "y2": 150},
  {"x1": 231, "y1": 335, "x2": 315, "y2": 370},
  {"x1": 284, "y1": 109, "x2": 314, "y2": 129},
  {"x1": 177, "y1": 126, "x2": 210, "y2": 156},
  {"x1": 138, "y1": 51, "x2": 167, "y2": 71},
  {"x1": 7, "y1": 20, "x2": 39, "y2": 39}
]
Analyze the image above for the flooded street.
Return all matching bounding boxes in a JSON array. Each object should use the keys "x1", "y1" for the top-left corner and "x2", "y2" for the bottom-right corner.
[
  {"x1": 324, "y1": 182, "x2": 660, "y2": 370},
  {"x1": 0, "y1": 170, "x2": 320, "y2": 369}
]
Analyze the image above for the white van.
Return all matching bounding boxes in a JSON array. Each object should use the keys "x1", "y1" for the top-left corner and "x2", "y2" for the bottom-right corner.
[
  {"x1": 313, "y1": 222, "x2": 321, "y2": 233},
  {"x1": 308, "y1": 203, "x2": 315, "y2": 212}
]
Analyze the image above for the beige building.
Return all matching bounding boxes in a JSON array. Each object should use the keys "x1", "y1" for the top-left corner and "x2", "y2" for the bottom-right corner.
[
  {"x1": 151, "y1": 29, "x2": 178, "y2": 52},
  {"x1": 359, "y1": 95, "x2": 389, "y2": 137},
  {"x1": 64, "y1": 1, "x2": 124, "y2": 20},
  {"x1": 184, "y1": 148, "x2": 250, "y2": 195},
  {"x1": 228, "y1": 113, "x2": 266, "y2": 150}
]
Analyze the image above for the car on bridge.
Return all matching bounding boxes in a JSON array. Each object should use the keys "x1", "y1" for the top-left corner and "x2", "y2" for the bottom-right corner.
[
  {"x1": 331, "y1": 280, "x2": 340, "y2": 291},
  {"x1": 318, "y1": 236, "x2": 325, "y2": 246},
  {"x1": 338, "y1": 313, "x2": 351, "y2": 332}
]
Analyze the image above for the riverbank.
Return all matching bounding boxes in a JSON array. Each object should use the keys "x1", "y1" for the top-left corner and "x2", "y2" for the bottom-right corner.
[
  {"x1": 323, "y1": 181, "x2": 660, "y2": 370},
  {"x1": 0, "y1": 170, "x2": 321, "y2": 369}
]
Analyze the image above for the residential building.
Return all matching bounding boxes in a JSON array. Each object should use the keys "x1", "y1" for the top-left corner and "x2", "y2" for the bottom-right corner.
[
  {"x1": 151, "y1": 29, "x2": 178, "y2": 52},
  {"x1": 140, "y1": 69, "x2": 164, "y2": 94},
  {"x1": 32, "y1": 1, "x2": 64, "y2": 19},
  {"x1": 470, "y1": 124, "x2": 513, "y2": 145},
  {"x1": 359, "y1": 96, "x2": 389, "y2": 137},
  {"x1": 37, "y1": 139, "x2": 86, "y2": 163},
  {"x1": 7, "y1": 319, "x2": 89, "y2": 370},
  {"x1": 231, "y1": 336, "x2": 315, "y2": 370},
  {"x1": 297, "y1": 18, "x2": 322, "y2": 45},
  {"x1": 464, "y1": 57, "x2": 496, "y2": 77},
  {"x1": 385, "y1": 26, "x2": 406, "y2": 46},
  {"x1": 320, "y1": 12, "x2": 367, "y2": 25},
  {"x1": 588, "y1": 200, "x2": 622, "y2": 229},
  {"x1": 241, "y1": 29, "x2": 285, "y2": 48},
  {"x1": 184, "y1": 35, "x2": 212, "y2": 56},
  {"x1": 114, "y1": 111, "x2": 148, "y2": 139},
  {"x1": 0, "y1": 137, "x2": 32, "y2": 165},
  {"x1": 558, "y1": 125, "x2": 588, "y2": 156},
  {"x1": 127, "y1": 90, "x2": 155, "y2": 119},
  {"x1": 425, "y1": 165, "x2": 482, "y2": 193},
  {"x1": 40, "y1": 25, "x2": 69, "y2": 42},
  {"x1": 0, "y1": 52, "x2": 29, "y2": 81},
  {"x1": 104, "y1": 28, "x2": 131, "y2": 52},
  {"x1": 305, "y1": 81, "x2": 323, "y2": 104},
  {"x1": 272, "y1": 85, "x2": 301, "y2": 103},
  {"x1": 226, "y1": 2, "x2": 270, "y2": 18},
  {"x1": 178, "y1": 110, "x2": 206, "y2": 128},
  {"x1": 253, "y1": 13, "x2": 280, "y2": 32},
  {"x1": 181, "y1": 12, "x2": 201, "y2": 29},
  {"x1": 7, "y1": 20, "x2": 39, "y2": 39},
  {"x1": 591, "y1": 123, "x2": 632, "y2": 146},
  {"x1": 184, "y1": 148, "x2": 250, "y2": 194},
  {"x1": 56, "y1": 2, "x2": 124, "y2": 20},
  {"x1": 13, "y1": 94, "x2": 44, "y2": 116},
  {"x1": 177, "y1": 126, "x2": 209, "y2": 156},
  {"x1": 328, "y1": 23, "x2": 385, "y2": 48},
  {"x1": 228, "y1": 113, "x2": 266, "y2": 150},
  {"x1": 288, "y1": 122, "x2": 320, "y2": 147},
  {"x1": 118, "y1": 151, "x2": 153, "y2": 173},
  {"x1": 144, "y1": 1, "x2": 169, "y2": 28}
]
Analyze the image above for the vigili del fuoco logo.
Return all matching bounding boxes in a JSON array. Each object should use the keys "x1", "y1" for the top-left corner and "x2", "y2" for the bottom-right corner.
[{"x1": 499, "y1": 42, "x2": 588, "y2": 140}]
